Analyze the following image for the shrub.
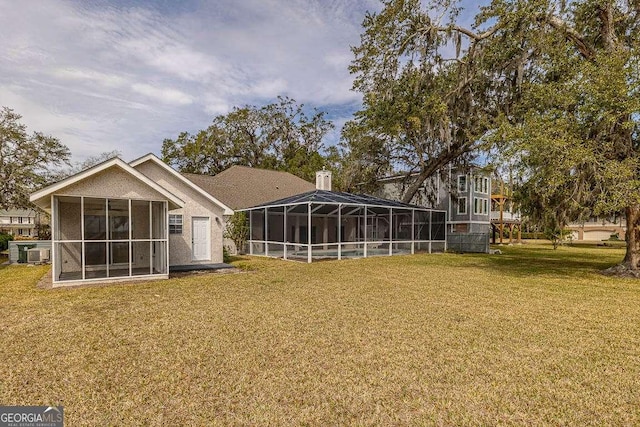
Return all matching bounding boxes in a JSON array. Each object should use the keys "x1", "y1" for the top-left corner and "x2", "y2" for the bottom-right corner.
[
  {"x1": 224, "y1": 212, "x2": 249, "y2": 255},
  {"x1": 0, "y1": 233, "x2": 13, "y2": 251}
]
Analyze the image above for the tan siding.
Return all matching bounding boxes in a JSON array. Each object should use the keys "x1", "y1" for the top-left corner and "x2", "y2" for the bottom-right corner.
[
  {"x1": 134, "y1": 160, "x2": 225, "y2": 265},
  {"x1": 58, "y1": 166, "x2": 170, "y2": 201}
]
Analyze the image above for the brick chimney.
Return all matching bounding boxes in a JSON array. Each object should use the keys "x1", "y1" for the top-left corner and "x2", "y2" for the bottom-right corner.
[{"x1": 315, "y1": 168, "x2": 332, "y2": 191}]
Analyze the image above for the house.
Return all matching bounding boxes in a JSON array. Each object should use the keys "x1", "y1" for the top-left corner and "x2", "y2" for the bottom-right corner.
[
  {"x1": 30, "y1": 154, "x2": 447, "y2": 286},
  {"x1": 0, "y1": 209, "x2": 37, "y2": 238},
  {"x1": 30, "y1": 154, "x2": 232, "y2": 286},
  {"x1": 566, "y1": 216, "x2": 626, "y2": 241},
  {"x1": 377, "y1": 165, "x2": 492, "y2": 252}
]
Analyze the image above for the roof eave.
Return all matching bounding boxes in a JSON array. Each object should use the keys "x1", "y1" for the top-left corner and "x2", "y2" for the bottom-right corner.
[{"x1": 130, "y1": 154, "x2": 234, "y2": 215}]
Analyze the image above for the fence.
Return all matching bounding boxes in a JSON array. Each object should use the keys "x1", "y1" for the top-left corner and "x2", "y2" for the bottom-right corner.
[{"x1": 446, "y1": 233, "x2": 489, "y2": 253}]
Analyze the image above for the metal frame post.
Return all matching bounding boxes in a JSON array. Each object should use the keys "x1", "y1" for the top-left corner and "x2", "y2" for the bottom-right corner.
[
  {"x1": 411, "y1": 209, "x2": 415, "y2": 254},
  {"x1": 307, "y1": 203, "x2": 312, "y2": 263},
  {"x1": 338, "y1": 203, "x2": 342, "y2": 260},
  {"x1": 249, "y1": 210, "x2": 253, "y2": 255},
  {"x1": 264, "y1": 207, "x2": 268, "y2": 257},
  {"x1": 389, "y1": 208, "x2": 393, "y2": 256},
  {"x1": 283, "y1": 207, "x2": 287, "y2": 260},
  {"x1": 363, "y1": 206, "x2": 368, "y2": 258}
]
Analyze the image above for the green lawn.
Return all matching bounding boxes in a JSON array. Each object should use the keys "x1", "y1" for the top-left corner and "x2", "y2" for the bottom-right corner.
[{"x1": 1, "y1": 244, "x2": 640, "y2": 425}]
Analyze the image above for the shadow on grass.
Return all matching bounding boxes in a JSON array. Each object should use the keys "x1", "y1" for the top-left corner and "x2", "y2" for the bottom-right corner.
[{"x1": 474, "y1": 244, "x2": 626, "y2": 279}]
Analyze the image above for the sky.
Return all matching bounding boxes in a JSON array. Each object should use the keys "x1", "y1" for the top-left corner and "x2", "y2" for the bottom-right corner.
[{"x1": 0, "y1": 0, "x2": 382, "y2": 162}]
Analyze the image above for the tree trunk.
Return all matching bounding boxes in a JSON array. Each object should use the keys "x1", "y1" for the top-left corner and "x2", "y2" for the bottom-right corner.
[{"x1": 623, "y1": 205, "x2": 640, "y2": 269}]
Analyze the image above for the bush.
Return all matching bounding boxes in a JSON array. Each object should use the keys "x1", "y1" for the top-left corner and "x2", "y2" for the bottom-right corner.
[
  {"x1": 223, "y1": 246, "x2": 231, "y2": 263},
  {"x1": 224, "y1": 212, "x2": 248, "y2": 255},
  {"x1": 0, "y1": 233, "x2": 13, "y2": 251}
]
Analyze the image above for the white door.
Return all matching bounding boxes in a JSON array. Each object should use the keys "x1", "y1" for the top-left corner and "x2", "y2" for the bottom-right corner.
[{"x1": 192, "y1": 217, "x2": 210, "y2": 261}]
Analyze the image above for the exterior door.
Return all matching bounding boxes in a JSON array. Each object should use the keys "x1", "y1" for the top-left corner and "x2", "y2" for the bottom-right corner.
[{"x1": 192, "y1": 217, "x2": 210, "y2": 261}]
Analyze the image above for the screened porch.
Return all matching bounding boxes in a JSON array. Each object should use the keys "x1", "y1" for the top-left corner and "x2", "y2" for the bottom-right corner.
[
  {"x1": 52, "y1": 196, "x2": 169, "y2": 284},
  {"x1": 239, "y1": 190, "x2": 446, "y2": 262}
]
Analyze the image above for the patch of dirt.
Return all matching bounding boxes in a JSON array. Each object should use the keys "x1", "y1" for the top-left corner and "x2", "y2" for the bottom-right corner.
[{"x1": 36, "y1": 267, "x2": 53, "y2": 289}]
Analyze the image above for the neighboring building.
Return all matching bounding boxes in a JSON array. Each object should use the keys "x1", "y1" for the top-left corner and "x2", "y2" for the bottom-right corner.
[
  {"x1": 377, "y1": 165, "x2": 492, "y2": 252},
  {"x1": 0, "y1": 209, "x2": 37, "y2": 238},
  {"x1": 566, "y1": 215, "x2": 626, "y2": 241}
]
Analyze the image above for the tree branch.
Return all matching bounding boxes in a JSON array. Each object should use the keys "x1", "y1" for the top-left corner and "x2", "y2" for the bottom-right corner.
[{"x1": 543, "y1": 14, "x2": 596, "y2": 60}]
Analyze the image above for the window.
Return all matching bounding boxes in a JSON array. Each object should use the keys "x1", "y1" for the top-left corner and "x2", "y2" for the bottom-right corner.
[
  {"x1": 457, "y1": 175, "x2": 467, "y2": 192},
  {"x1": 169, "y1": 214, "x2": 183, "y2": 234},
  {"x1": 474, "y1": 197, "x2": 489, "y2": 215},
  {"x1": 473, "y1": 177, "x2": 490, "y2": 194},
  {"x1": 18, "y1": 217, "x2": 24, "y2": 224},
  {"x1": 457, "y1": 197, "x2": 467, "y2": 215}
]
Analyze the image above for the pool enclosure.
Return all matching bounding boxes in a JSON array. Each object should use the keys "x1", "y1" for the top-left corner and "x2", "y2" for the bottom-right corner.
[{"x1": 239, "y1": 190, "x2": 446, "y2": 262}]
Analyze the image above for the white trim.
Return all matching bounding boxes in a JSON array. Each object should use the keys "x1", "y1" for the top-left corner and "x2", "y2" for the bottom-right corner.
[
  {"x1": 30, "y1": 157, "x2": 185, "y2": 209},
  {"x1": 448, "y1": 220, "x2": 492, "y2": 225},
  {"x1": 457, "y1": 197, "x2": 468, "y2": 215},
  {"x1": 238, "y1": 201, "x2": 445, "y2": 213},
  {"x1": 129, "y1": 153, "x2": 233, "y2": 215},
  {"x1": 51, "y1": 273, "x2": 170, "y2": 288},
  {"x1": 457, "y1": 175, "x2": 467, "y2": 193}
]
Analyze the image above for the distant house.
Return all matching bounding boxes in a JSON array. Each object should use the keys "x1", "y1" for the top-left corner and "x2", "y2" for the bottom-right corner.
[
  {"x1": 567, "y1": 216, "x2": 626, "y2": 241},
  {"x1": 0, "y1": 209, "x2": 37, "y2": 238},
  {"x1": 377, "y1": 165, "x2": 492, "y2": 252}
]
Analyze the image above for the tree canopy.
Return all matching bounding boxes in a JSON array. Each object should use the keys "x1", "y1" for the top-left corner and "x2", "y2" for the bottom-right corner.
[
  {"x1": 0, "y1": 107, "x2": 70, "y2": 210},
  {"x1": 161, "y1": 97, "x2": 334, "y2": 183},
  {"x1": 345, "y1": 0, "x2": 504, "y2": 202},
  {"x1": 346, "y1": 0, "x2": 640, "y2": 269}
]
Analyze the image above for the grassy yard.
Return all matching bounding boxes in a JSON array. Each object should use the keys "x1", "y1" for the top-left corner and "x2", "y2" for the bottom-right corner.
[{"x1": 1, "y1": 244, "x2": 640, "y2": 425}]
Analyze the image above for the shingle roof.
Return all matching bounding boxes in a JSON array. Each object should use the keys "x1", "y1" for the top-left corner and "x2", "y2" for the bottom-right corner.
[
  {"x1": 240, "y1": 190, "x2": 435, "y2": 211},
  {"x1": 183, "y1": 165, "x2": 316, "y2": 210}
]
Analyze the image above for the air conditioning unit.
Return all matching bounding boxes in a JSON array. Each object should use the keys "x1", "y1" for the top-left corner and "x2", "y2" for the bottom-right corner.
[
  {"x1": 27, "y1": 248, "x2": 41, "y2": 263},
  {"x1": 27, "y1": 248, "x2": 50, "y2": 264},
  {"x1": 39, "y1": 248, "x2": 50, "y2": 263}
]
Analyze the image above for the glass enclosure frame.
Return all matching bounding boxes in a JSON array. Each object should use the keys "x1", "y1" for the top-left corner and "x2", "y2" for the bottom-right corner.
[
  {"x1": 242, "y1": 201, "x2": 447, "y2": 263},
  {"x1": 51, "y1": 195, "x2": 169, "y2": 283}
]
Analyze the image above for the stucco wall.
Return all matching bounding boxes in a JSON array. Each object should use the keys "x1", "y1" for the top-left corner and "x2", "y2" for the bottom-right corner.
[
  {"x1": 134, "y1": 160, "x2": 225, "y2": 265},
  {"x1": 58, "y1": 166, "x2": 170, "y2": 201}
]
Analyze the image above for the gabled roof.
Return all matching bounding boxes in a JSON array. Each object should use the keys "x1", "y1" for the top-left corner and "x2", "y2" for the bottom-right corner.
[
  {"x1": 30, "y1": 157, "x2": 185, "y2": 210},
  {"x1": 183, "y1": 165, "x2": 316, "y2": 210},
  {"x1": 239, "y1": 189, "x2": 434, "y2": 211},
  {"x1": 129, "y1": 154, "x2": 233, "y2": 215}
]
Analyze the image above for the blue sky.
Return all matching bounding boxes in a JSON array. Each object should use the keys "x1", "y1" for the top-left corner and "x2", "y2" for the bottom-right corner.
[{"x1": 0, "y1": 0, "x2": 482, "y2": 162}]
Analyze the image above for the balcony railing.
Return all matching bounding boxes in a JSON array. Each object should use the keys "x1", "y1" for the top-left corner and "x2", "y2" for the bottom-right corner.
[{"x1": 490, "y1": 211, "x2": 521, "y2": 221}]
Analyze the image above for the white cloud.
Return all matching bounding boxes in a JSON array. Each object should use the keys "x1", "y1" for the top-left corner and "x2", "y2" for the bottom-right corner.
[
  {"x1": 0, "y1": 0, "x2": 386, "y2": 161},
  {"x1": 52, "y1": 68, "x2": 127, "y2": 88},
  {"x1": 131, "y1": 83, "x2": 194, "y2": 105}
]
